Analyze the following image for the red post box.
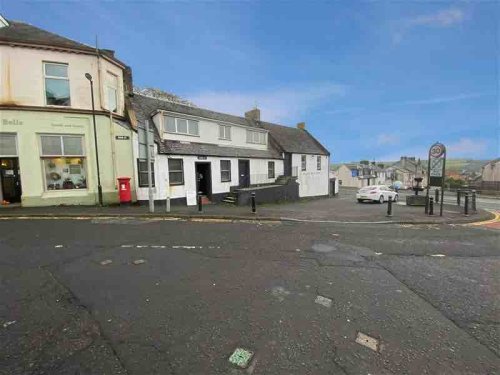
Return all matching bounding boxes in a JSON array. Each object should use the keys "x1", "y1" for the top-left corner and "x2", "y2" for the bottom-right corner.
[{"x1": 117, "y1": 177, "x2": 131, "y2": 204}]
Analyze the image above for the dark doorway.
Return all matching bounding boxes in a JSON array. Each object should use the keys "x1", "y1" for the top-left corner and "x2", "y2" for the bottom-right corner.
[
  {"x1": 284, "y1": 153, "x2": 292, "y2": 177},
  {"x1": 195, "y1": 162, "x2": 212, "y2": 197},
  {"x1": 238, "y1": 159, "x2": 250, "y2": 188},
  {"x1": 0, "y1": 158, "x2": 22, "y2": 203}
]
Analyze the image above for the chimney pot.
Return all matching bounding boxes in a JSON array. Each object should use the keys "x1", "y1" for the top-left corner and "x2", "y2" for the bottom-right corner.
[
  {"x1": 245, "y1": 108, "x2": 260, "y2": 121},
  {"x1": 297, "y1": 122, "x2": 306, "y2": 130}
]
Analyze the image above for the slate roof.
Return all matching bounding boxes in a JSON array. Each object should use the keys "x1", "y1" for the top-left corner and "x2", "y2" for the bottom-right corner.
[
  {"x1": 131, "y1": 94, "x2": 260, "y2": 129},
  {"x1": 0, "y1": 19, "x2": 123, "y2": 64},
  {"x1": 159, "y1": 140, "x2": 282, "y2": 159},
  {"x1": 259, "y1": 122, "x2": 329, "y2": 156},
  {"x1": 131, "y1": 93, "x2": 329, "y2": 158}
]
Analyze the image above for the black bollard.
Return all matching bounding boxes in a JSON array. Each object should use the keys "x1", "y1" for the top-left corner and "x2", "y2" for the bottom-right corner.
[
  {"x1": 457, "y1": 189, "x2": 461, "y2": 206},
  {"x1": 251, "y1": 192, "x2": 256, "y2": 213},
  {"x1": 464, "y1": 193, "x2": 469, "y2": 216},
  {"x1": 429, "y1": 197, "x2": 434, "y2": 215},
  {"x1": 386, "y1": 196, "x2": 393, "y2": 217},
  {"x1": 425, "y1": 195, "x2": 429, "y2": 214},
  {"x1": 198, "y1": 191, "x2": 203, "y2": 212},
  {"x1": 472, "y1": 190, "x2": 477, "y2": 212},
  {"x1": 435, "y1": 188, "x2": 439, "y2": 204}
]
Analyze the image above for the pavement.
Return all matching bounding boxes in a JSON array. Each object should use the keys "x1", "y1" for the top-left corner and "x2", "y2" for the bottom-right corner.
[
  {"x1": 0, "y1": 188, "x2": 494, "y2": 225},
  {"x1": 0, "y1": 217, "x2": 498, "y2": 374}
]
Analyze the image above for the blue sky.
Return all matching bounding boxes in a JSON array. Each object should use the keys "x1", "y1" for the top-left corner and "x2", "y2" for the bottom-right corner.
[{"x1": 2, "y1": 1, "x2": 498, "y2": 162}]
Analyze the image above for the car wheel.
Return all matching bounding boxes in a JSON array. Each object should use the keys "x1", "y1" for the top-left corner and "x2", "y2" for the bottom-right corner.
[
  {"x1": 379, "y1": 195, "x2": 384, "y2": 204},
  {"x1": 357, "y1": 199, "x2": 363, "y2": 203}
]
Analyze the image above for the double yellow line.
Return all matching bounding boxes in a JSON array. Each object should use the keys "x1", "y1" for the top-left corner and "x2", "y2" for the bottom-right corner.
[{"x1": 468, "y1": 210, "x2": 500, "y2": 226}]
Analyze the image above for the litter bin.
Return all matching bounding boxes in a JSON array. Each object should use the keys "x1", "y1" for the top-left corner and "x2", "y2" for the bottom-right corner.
[{"x1": 117, "y1": 177, "x2": 131, "y2": 204}]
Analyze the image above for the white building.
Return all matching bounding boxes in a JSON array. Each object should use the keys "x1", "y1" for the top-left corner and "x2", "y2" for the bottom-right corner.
[{"x1": 129, "y1": 94, "x2": 330, "y2": 205}]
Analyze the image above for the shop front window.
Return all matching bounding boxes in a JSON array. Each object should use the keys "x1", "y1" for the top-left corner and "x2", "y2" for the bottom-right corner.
[{"x1": 40, "y1": 135, "x2": 86, "y2": 190}]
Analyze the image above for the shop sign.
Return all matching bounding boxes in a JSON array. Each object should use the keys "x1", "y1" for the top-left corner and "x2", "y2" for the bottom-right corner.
[{"x1": 2, "y1": 119, "x2": 23, "y2": 126}]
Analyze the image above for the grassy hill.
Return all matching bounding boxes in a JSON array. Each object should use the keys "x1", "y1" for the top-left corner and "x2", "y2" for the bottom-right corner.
[{"x1": 331, "y1": 159, "x2": 488, "y2": 174}]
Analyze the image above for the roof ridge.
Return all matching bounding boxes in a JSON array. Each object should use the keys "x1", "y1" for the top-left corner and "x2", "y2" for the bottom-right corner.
[{"x1": 7, "y1": 20, "x2": 96, "y2": 50}]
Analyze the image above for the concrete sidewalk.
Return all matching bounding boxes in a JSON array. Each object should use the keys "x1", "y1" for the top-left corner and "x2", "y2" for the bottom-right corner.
[{"x1": 0, "y1": 194, "x2": 493, "y2": 224}]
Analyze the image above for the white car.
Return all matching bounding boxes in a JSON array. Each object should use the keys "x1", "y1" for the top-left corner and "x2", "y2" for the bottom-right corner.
[{"x1": 356, "y1": 185, "x2": 398, "y2": 203}]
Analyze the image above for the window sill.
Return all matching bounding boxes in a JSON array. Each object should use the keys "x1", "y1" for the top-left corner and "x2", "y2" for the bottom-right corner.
[
  {"x1": 219, "y1": 138, "x2": 232, "y2": 141},
  {"x1": 164, "y1": 131, "x2": 199, "y2": 137},
  {"x1": 169, "y1": 183, "x2": 184, "y2": 186},
  {"x1": 42, "y1": 189, "x2": 88, "y2": 197}
]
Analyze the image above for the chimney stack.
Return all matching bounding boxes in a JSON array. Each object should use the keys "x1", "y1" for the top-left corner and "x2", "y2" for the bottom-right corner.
[
  {"x1": 297, "y1": 122, "x2": 306, "y2": 130},
  {"x1": 245, "y1": 108, "x2": 260, "y2": 121}
]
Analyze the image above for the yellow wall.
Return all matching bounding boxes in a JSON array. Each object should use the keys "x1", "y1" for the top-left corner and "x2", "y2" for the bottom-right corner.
[{"x1": 0, "y1": 109, "x2": 135, "y2": 206}]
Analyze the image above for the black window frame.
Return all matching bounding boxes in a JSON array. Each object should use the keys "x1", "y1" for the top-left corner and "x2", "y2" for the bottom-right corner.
[
  {"x1": 220, "y1": 160, "x2": 231, "y2": 182},
  {"x1": 268, "y1": 161, "x2": 275, "y2": 179},
  {"x1": 137, "y1": 159, "x2": 155, "y2": 187},
  {"x1": 168, "y1": 158, "x2": 184, "y2": 186}
]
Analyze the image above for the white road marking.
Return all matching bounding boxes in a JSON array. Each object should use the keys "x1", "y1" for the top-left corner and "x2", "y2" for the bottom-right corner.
[
  {"x1": 431, "y1": 254, "x2": 446, "y2": 257},
  {"x1": 315, "y1": 295, "x2": 332, "y2": 308},
  {"x1": 356, "y1": 332, "x2": 379, "y2": 351},
  {"x1": 2, "y1": 320, "x2": 16, "y2": 328}
]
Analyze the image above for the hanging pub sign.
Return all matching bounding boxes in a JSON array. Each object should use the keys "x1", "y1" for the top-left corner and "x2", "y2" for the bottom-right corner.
[{"x1": 426, "y1": 142, "x2": 446, "y2": 216}]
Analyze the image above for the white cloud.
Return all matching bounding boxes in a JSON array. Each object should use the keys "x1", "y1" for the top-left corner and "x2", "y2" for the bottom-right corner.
[
  {"x1": 390, "y1": 92, "x2": 490, "y2": 106},
  {"x1": 406, "y1": 8, "x2": 465, "y2": 28},
  {"x1": 447, "y1": 138, "x2": 489, "y2": 157},
  {"x1": 187, "y1": 82, "x2": 346, "y2": 123},
  {"x1": 394, "y1": 8, "x2": 465, "y2": 43},
  {"x1": 377, "y1": 133, "x2": 400, "y2": 146}
]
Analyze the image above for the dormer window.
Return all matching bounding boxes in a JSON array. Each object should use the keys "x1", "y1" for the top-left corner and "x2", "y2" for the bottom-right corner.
[
  {"x1": 44, "y1": 62, "x2": 70, "y2": 106},
  {"x1": 246, "y1": 130, "x2": 266, "y2": 145},
  {"x1": 164, "y1": 115, "x2": 199, "y2": 136},
  {"x1": 219, "y1": 125, "x2": 231, "y2": 140}
]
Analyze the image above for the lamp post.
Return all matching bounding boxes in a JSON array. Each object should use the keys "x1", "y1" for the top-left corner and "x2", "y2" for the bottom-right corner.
[{"x1": 85, "y1": 73, "x2": 103, "y2": 206}]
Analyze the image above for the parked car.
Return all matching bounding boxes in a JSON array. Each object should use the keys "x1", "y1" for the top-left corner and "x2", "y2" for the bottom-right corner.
[{"x1": 356, "y1": 185, "x2": 398, "y2": 203}]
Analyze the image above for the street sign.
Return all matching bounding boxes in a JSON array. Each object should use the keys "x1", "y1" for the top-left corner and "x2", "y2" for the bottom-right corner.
[
  {"x1": 426, "y1": 142, "x2": 446, "y2": 216},
  {"x1": 430, "y1": 158, "x2": 444, "y2": 177}
]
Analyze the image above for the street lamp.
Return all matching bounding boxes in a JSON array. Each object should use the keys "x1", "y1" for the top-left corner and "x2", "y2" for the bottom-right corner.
[{"x1": 85, "y1": 73, "x2": 103, "y2": 206}]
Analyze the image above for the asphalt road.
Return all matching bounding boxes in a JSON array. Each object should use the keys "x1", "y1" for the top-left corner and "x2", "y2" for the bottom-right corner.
[{"x1": 0, "y1": 218, "x2": 498, "y2": 374}]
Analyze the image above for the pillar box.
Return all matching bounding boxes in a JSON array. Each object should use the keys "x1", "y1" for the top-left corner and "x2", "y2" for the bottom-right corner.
[{"x1": 117, "y1": 177, "x2": 132, "y2": 204}]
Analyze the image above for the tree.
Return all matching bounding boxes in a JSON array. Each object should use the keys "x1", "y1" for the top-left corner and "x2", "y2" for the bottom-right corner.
[
  {"x1": 133, "y1": 87, "x2": 196, "y2": 107},
  {"x1": 360, "y1": 160, "x2": 369, "y2": 165}
]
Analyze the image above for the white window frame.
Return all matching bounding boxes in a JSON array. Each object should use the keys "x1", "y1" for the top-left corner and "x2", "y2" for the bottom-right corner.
[
  {"x1": 219, "y1": 125, "x2": 231, "y2": 140},
  {"x1": 106, "y1": 71, "x2": 119, "y2": 113},
  {"x1": 0, "y1": 133, "x2": 18, "y2": 157},
  {"x1": 246, "y1": 130, "x2": 266, "y2": 145},
  {"x1": 39, "y1": 134, "x2": 86, "y2": 192},
  {"x1": 163, "y1": 116, "x2": 199, "y2": 136},
  {"x1": 317, "y1": 156, "x2": 321, "y2": 171},
  {"x1": 168, "y1": 158, "x2": 184, "y2": 185},
  {"x1": 43, "y1": 62, "x2": 71, "y2": 107},
  {"x1": 301, "y1": 155, "x2": 307, "y2": 171},
  {"x1": 220, "y1": 160, "x2": 231, "y2": 182}
]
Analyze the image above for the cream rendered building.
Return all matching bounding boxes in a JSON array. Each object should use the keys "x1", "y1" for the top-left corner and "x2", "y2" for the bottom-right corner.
[{"x1": 0, "y1": 15, "x2": 135, "y2": 206}]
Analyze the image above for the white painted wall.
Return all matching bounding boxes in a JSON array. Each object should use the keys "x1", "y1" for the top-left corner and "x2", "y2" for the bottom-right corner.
[
  {"x1": 132, "y1": 134, "x2": 284, "y2": 205},
  {"x1": 292, "y1": 153, "x2": 329, "y2": 197},
  {"x1": 151, "y1": 111, "x2": 268, "y2": 151},
  {"x1": 0, "y1": 45, "x2": 126, "y2": 115}
]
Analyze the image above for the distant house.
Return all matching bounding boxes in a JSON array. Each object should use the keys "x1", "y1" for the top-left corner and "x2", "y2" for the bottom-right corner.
[
  {"x1": 336, "y1": 162, "x2": 387, "y2": 188},
  {"x1": 476, "y1": 158, "x2": 500, "y2": 192},
  {"x1": 386, "y1": 156, "x2": 427, "y2": 188},
  {"x1": 481, "y1": 158, "x2": 500, "y2": 182}
]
